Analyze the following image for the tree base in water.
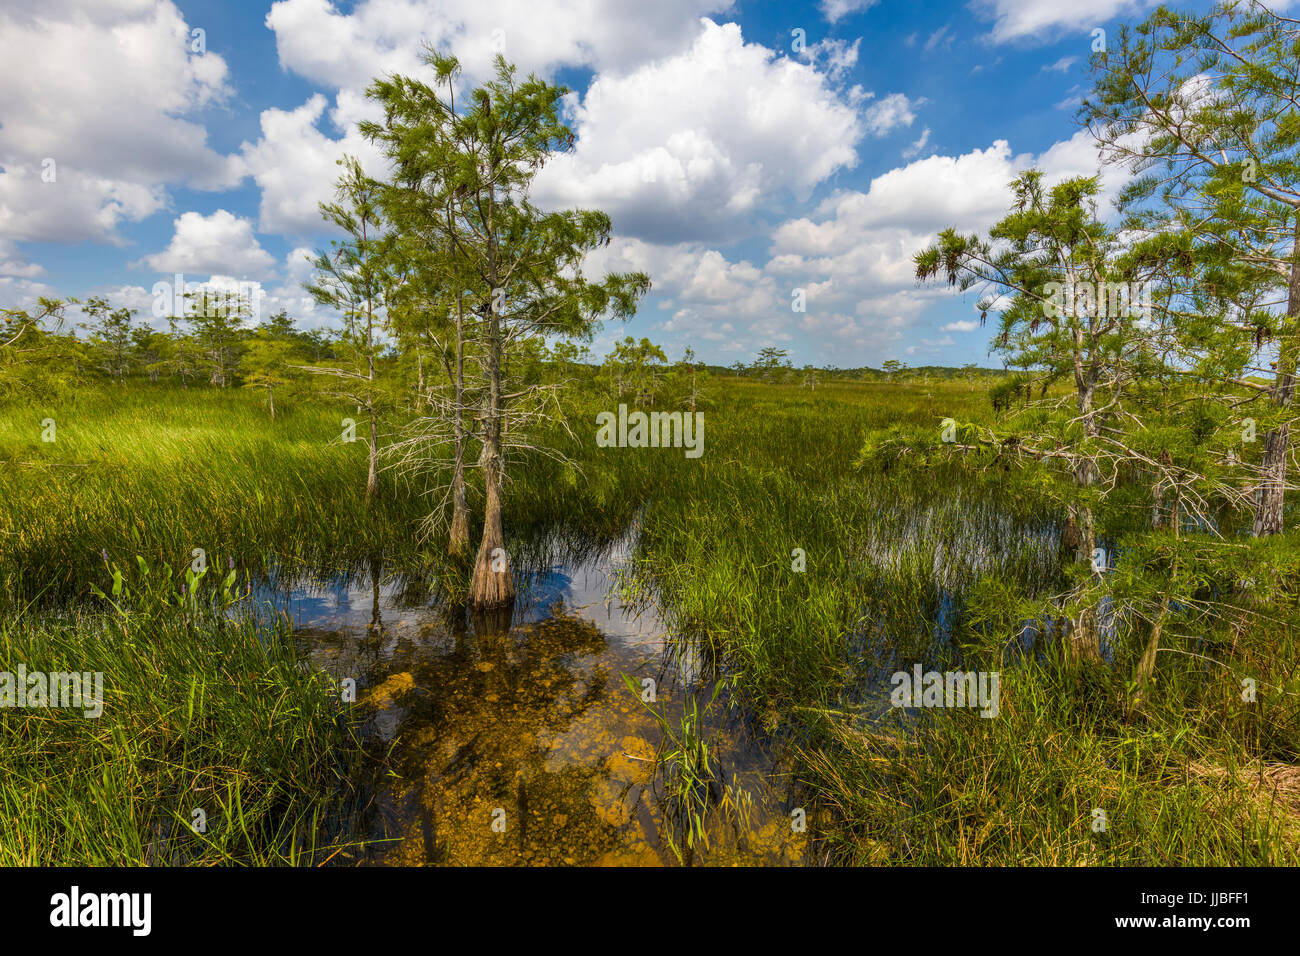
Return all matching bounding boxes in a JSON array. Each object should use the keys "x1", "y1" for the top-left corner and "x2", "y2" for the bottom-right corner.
[{"x1": 469, "y1": 567, "x2": 515, "y2": 612}]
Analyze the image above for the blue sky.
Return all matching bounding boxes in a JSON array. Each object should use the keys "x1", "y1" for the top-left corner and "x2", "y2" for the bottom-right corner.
[{"x1": 0, "y1": 0, "x2": 1228, "y2": 368}]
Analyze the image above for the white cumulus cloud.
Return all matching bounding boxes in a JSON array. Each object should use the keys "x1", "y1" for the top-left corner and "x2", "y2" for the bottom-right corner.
[
  {"x1": 234, "y1": 93, "x2": 389, "y2": 236},
  {"x1": 136, "y1": 210, "x2": 276, "y2": 279},
  {"x1": 0, "y1": 0, "x2": 239, "y2": 244},
  {"x1": 265, "y1": 0, "x2": 736, "y2": 89},
  {"x1": 532, "y1": 19, "x2": 864, "y2": 243}
]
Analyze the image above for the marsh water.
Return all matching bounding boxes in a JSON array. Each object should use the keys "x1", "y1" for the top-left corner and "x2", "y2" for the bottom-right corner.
[
  {"x1": 234, "y1": 487, "x2": 1087, "y2": 866},
  {"x1": 252, "y1": 530, "x2": 807, "y2": 866}
]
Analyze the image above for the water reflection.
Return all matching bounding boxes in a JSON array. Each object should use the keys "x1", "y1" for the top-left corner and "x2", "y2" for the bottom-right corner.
[{"x1": 250, "y1": 532, "x2": 805, "y2": 866}]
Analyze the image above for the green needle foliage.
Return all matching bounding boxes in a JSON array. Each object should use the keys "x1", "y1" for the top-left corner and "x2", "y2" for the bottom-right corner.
[{"x1": 1084, "y1": 1, "x2": 1300, "y2": 536}]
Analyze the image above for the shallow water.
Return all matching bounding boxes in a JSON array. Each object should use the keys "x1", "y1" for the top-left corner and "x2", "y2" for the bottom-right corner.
[{"x1": 254, "y1": 534, "x2": 807, "y2": 866}]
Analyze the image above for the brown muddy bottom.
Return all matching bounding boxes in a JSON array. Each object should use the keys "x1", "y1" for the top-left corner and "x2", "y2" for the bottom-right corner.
[{"x1": 264, "y1": 535, "x2": 806, "y2": 866}]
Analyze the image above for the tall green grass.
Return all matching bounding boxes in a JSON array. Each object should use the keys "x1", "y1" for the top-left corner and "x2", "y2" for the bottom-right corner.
[
  {"x1": 0, "y1": 563, "x2": 362, "y2": 865},
  {"x1": 0, "y1": 385, "x2": 423, "y2": 605},
  {"x1": 3, "y1": 376, "x2": 1298, "y2": 865},
  {"x1": 536, "y1": 377, "x2": 1300, "y2": 865}
]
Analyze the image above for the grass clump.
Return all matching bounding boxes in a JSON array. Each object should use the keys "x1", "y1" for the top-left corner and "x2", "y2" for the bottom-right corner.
[{"x1": 0, "y1": 558, "x2": 363, "y2": 865}]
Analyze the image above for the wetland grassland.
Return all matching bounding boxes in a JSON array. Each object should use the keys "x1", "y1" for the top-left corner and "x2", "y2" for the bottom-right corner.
[{"x1": 3, "y1": 375, "x2": 1298, "y2": 866}]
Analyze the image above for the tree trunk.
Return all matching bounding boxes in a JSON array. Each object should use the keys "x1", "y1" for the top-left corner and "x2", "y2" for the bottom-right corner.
[
  {"x1": 1068, "y1": 375, "x2": 1103, "y2": 663},
  {"x1": 366, "y1": 401, "x2": 379, "y2": 502},
  {"x1": 469, "y1": 432, "x2": 513, "y2": 608},
  {"x1": 469, "y1": 301, "x2": 514, "y2": 610},
  {"x1": 1254, "y1": 423, "x2": 1289, "y2": 535},
  {"x1": 417, "y1": 351, "x2": 425, "y2": 411},
  {"x1": 449, "y1": 468, "x2": 470, "y2": 556},
  {"x1": 1129, "y1": 594, "x2": 1169, "y2": 715},
  {"x1": 1068, "y1": 496, "x2": 1101, "y2": 664},
  {"x1": 1253, "y1": 219, "x2": 1300, "y2": 536},
  {"x1": 365, "y1": 294, "x2": 379, "y2": 503},
  {"x1": 269, "y1": 387, "x2": 275, "y2": 421},
  {"x1": 449, "y1": 295, "x2": 471, "y2": 556}
]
